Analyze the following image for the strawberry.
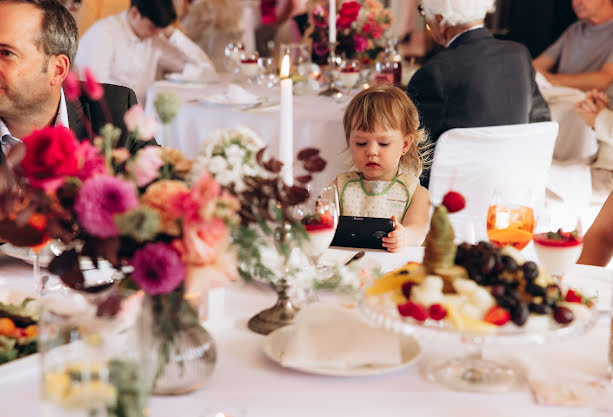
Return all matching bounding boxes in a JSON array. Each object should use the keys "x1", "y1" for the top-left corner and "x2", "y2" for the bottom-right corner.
[
  {"x1": 441, "y1": 191, "x2": 466, "y2": 213},
  {"x1": 564, "y1": 289, "x2": 582, "y2": 303},
  {"x1": 428, "y1": 304, "x2": 447, "y2": 320},
  {"x1": 483, "y1": 306, "x2": 510, "y2": 326}
]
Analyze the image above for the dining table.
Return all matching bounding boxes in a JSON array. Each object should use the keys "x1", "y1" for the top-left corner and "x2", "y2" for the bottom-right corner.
[
  {"x1": 144, "y1": 78, "x2": 351, "y2": 187},
  {"x1": 1, "y1": 246, "x2": 612, "y2": 417}
]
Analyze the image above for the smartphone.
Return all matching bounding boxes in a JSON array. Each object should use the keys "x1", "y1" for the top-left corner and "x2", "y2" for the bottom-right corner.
[{"x1": 330, "y1": 216, "x2": 395, "y2": 250}]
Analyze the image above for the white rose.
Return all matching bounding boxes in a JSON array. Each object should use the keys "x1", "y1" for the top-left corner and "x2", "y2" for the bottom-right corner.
[
  {"x1": 208, "y1": 155, "x2": 228, "y2": 174},
  {"x1": 225, "y1": 144, "x2": 245, "y2": 167}
]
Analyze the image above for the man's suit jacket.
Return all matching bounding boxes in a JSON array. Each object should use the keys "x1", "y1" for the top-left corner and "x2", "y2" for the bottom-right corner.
[
  {"x1": 67, "y1": 83, "x2": 156, "y2": 154},
  {"x1": 406, "y1": 28, "x2": 551, "y2": 188}
]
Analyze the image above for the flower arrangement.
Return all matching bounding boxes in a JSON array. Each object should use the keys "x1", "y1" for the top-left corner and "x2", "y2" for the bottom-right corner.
[
  {"x1": 309, "y1": 0, "x2": 394, "y2": 64},
  {"x1": 0, "y1": 70, "x2": 239, "y2": 398},
  {"x1": 192, "y1": 127, "x2": 328, "y2": 289}
]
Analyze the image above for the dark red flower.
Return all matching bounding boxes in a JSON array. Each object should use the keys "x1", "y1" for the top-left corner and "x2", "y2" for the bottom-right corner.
[
  {"x1": 313, "y1": 41, "x2": 330, "y2": 57},
  {"x1": 21, "y1": 126, "x2": 80, "y2": 192},
  {"x1": 337, "y1": 1, "x2": 360, "y2": 28},
  {"x1": 441, "y1": 191, "x2": 466, "y2": 213}
]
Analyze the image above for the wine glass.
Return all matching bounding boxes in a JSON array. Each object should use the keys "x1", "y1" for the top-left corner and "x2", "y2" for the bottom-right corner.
[
  {"x1": 297, "y1": 184, "x2": 339, "y2": 279},
  {"x1": 533, "y1": 210, "x2": 583, "y2": 284},
  {"x1": 240, "y1": 51, "x2": 260, "y2": 84},
  {"x1": 486, "y1": 189, "x2": 535, "y2": 251},
  {"x1": 258, "y1": 56, "x2": 278, "y2": 88},
  {"x1": 224, "y1": 42, "x2": 245, "y2": 74},
  {"x1": 339, "y1": 59, "x2": 360, "y2": 97}
]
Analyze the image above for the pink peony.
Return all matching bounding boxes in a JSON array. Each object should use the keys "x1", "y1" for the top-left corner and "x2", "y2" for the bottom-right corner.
[
  {"x1": 127, "y1": 146, "x2": 163, "y2": 187},
  {"x1": 63, "y1": 71, "x2": 81, "y2": 101},
  {"x1": 76, "y1": 140, "x2": 107, "y2": 182},
  {"x1": 168, "y1": 171, "x2": 221, "y2": 225},
  {"x1": 123, "y1": 105, "x2": 159, "y2": 140},
  {"x1": 354, "y1": 34, "x2": 368, "y2": 53},
  {"x1": 131, "y1": 242, "x2": 185, "y2": 295},
  {"x1": 83, "y1": 67, "x2": 104, "y2": 101},
  {"x1": 74, "y1": 175, "x2": 138, "y2": 238}
]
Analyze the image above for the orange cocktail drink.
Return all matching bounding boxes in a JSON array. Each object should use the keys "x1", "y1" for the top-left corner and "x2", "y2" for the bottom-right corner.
[{"x1": 486, "y1": 205, "x2": 534, "y2": 250}]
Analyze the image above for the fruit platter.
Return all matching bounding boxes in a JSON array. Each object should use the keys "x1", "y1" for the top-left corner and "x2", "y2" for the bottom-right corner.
[
  {"x1": 362, "y1": 204, "x2": 597, "y2": 343},
  {"x1": 359, "y1": 193, "x2": 598, "y2": 391},
  {"x1": 0, "y1": 295, "x2": 38, "y2": 365}
]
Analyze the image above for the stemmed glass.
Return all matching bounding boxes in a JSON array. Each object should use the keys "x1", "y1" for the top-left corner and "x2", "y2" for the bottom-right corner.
[
  {"x1": 296, "y1": 185, "x2": 339, "y2": 279},
  {"x1": 486, "y1": 189, "x2": 535, "y2": 251},
  {"x1": 338, "y1": 59, "x2": 360, "y2": 97},
  {"x1": 258, "y1": 56, "x2": 278, "y2": 88},
  {"x1": 533, "y1": 210, "x2": 583, "y2": 284},
  {"x1": 240, "y1": 51, "x2": 260, "y2": 85},
  {"x1": 224, "y1": 42, "x2": 245, "y2": 74}
]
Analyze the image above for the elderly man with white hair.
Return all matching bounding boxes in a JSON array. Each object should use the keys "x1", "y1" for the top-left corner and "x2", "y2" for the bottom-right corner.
[{"x1": 407, "y1": 0, "x2": 551, "y2": 188}]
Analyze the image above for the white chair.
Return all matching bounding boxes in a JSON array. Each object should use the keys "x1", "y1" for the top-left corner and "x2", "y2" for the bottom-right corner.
[{"x1": 428, "y1": 122, "x2": 559, "y2": 243}]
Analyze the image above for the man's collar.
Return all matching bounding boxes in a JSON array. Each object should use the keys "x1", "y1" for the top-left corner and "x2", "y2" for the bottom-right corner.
[
  {"x1": 121, "y1": 10, "x2": 143, "y2": 43},
  {"x1": 446, "y1": 24, "x2": 485, "y2": 48},
  {"x1": 0, "y1": 88, "x2": 69, "y2": 141}
]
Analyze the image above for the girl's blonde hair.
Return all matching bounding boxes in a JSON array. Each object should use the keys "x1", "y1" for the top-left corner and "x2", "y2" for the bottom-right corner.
[{"x1": 343, "y1": 84, "x2": 431, "y2": 177}]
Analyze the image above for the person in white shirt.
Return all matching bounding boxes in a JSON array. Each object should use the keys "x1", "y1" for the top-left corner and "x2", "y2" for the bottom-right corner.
[
  {"x1": 576, "y1": 90, "x2": 613, "y2": 198},
  {"x1": 75, "y1": 0, "x2": 215, "y2": 104}
]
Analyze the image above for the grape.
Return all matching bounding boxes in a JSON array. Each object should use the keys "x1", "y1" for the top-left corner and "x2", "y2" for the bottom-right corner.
[{"x1": 553, "y1": 306, "x2": 574, "y2": 324}]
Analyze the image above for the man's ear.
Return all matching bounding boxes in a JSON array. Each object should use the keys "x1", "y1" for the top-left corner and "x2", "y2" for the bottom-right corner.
[{"x1": 48, "y1": 54, "x2": 70, "y2": 86}]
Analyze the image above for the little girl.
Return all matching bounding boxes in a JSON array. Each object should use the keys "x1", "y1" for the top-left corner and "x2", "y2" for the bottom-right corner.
[{"x1": 335, "y1": 84, "x2": 431, "y2": 252}]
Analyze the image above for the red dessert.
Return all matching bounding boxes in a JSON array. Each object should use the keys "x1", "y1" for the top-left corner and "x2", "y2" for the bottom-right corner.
[{"x1": 533, "y1": 229, "x2": 583, "y2": 247}]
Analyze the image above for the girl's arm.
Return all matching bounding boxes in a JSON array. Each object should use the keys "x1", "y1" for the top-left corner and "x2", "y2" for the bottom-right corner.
[
  {"x1": 577, "y1": 190, "x2": 613, "y2": 266},
  {"x1": 382, "y1": 185, "x2": 431, "y2": 252}
]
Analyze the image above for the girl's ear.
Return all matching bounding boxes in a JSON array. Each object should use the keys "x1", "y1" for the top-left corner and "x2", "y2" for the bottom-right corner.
[{"x1": 402, "y1": 134, "x2": 414, "y2": 155}]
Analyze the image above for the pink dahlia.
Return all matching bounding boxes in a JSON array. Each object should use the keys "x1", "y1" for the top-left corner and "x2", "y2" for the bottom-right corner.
[
  {"x1": 354, "y1": 34, "x2": 368, "y2": 53},
  {"x1": 131, "y1": 243, "x2": 185, "y2": 295},
  {"x1": 74, "y1": 175, "x2": 138, "y2": 238}
]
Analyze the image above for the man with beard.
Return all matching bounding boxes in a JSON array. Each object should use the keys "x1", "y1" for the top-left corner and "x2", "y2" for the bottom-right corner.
[{"x1": 0, "y1": 0, "x2": 152, "y2": 161}]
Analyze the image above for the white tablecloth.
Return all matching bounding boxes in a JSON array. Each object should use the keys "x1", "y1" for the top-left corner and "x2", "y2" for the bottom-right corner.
[
  {"x1": 145, "y1": 80, "x2": 350, "y2": 186},
  {"x1": 1, "y1": 251, "x2": 612, "y2": 417}
]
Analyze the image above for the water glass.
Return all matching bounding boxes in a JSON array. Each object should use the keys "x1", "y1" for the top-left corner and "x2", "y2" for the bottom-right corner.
[
  {"x1": 40, "y1": 288, "x2": 151, "y2": 417},
  {"x1": 258, "y1": 56, "x2": 278, "y2": 88}
]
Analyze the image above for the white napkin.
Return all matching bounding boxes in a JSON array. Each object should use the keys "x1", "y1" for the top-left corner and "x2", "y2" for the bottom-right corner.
[
  {"x1": 203, "y1": 84, "x2": 259, "y2": 105},
  {"x1": 282, "y1": 302, "x2": 402, "y2": 369}
]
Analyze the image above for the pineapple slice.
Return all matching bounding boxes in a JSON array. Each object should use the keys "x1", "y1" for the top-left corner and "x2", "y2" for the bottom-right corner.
[{"x1": 365, "y1": 262, "x2": 426, "y2": 296}]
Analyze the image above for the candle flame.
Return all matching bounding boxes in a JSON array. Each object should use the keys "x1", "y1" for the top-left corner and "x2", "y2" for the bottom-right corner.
[{"x1": 281, "y1": 54, "x2": 290, "y2": 78}]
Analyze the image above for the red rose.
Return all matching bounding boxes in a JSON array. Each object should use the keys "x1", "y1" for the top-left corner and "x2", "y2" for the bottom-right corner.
[
  {"x1": 337, "y1": 1, "x2": 360, "y2": 28},
  {"x1": 21, "y1": 126, "x2": 80, "y2": 192}
]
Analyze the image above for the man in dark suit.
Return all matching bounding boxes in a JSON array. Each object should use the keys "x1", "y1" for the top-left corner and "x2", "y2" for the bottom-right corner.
[
  {"x1": 0, "y1": 0, "x2": 153, "y2": 159},
  {"x1": 407, "y1": 0, "x2": 550, "y2": 188}
]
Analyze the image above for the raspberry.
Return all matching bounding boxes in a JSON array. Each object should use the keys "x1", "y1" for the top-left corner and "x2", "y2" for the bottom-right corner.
[
  {"x1": 441, "y1": 191, "x2": 466, "y2": 213},
  {"x1": 397, "y1": 301, "x2": 414, "y2": 317},
  {"x1": 410, "y1": 303, "x2": 428, "y2": 322},
  {"x1": 483, "y1": 306, "x2": 510, "y2": 326},
  {"x1": 428, "y1": 304, "x2": 447, "y2": 320},
  {"x1": 564, "y1": 289, "x2": 582, "y2": 303}
]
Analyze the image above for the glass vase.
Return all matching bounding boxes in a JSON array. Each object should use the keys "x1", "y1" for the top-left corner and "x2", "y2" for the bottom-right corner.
[
  {"x1": 39, "y1": 288, "x2": 150, "y2": 417},
  {"x1": 149, "y1": 294, "x2": 217, "y2": 396}
]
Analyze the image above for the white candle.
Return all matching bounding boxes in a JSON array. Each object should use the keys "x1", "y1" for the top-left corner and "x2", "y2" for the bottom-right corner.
[
  {"x1": 279, "y1": 54, "x2": 293, "y2": 186},
  {"x1": 329, "y1": 0, "x2": 336, "y2": 44}
]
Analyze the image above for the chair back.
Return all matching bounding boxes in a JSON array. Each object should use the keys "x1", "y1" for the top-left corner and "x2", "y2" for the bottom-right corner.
[{"x1": 428, "y1": 122, "x2": 559, "y2": 242}]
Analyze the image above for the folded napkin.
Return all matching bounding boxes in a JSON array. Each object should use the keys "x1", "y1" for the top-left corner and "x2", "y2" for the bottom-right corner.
[
  {"x1": 282, "y1": 302, "x2": 402, "y2": 369},
  {"x1": 203, "y1": 84, "x2": 259, "y2": 105}
]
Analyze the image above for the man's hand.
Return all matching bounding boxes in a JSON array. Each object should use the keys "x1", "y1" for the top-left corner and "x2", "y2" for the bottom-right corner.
[
  {"x1": 575, "y1": 89, "x2": 609, "y2": 128},
  {"x1": 382, "y1": 215, "x2": 409, "y2": 253}
]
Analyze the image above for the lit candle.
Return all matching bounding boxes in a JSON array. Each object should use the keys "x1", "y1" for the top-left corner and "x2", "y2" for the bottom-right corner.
[
  {"x1": 279, "y1": 54, "x2": 293, "y2": 186},
  {"x1": 329, "y1": 0, "x2": 336, "y2": 44}
]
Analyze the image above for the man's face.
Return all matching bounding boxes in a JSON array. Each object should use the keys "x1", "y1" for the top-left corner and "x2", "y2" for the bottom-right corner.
[
  {"x1": 0, "y1": 2, "x2": 55, "y2": 120},
  {"x1": 130, "y1": 8, "x2": 163, "y2": 39},
  {"x1": 572, "y1": 0, "x2": 610, "y2": 22}
]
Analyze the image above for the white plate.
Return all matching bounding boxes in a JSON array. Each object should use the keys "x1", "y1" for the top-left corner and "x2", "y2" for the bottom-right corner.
[
  {"x1": 263, "y1": 325, "x2": 421, "y2": 377},
  {"x1": 164, "y1": 73, "x2": 218, "y2": 84},
  {"x1": 197, "y1": 97, "x2": 265, "y2": 109}
]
